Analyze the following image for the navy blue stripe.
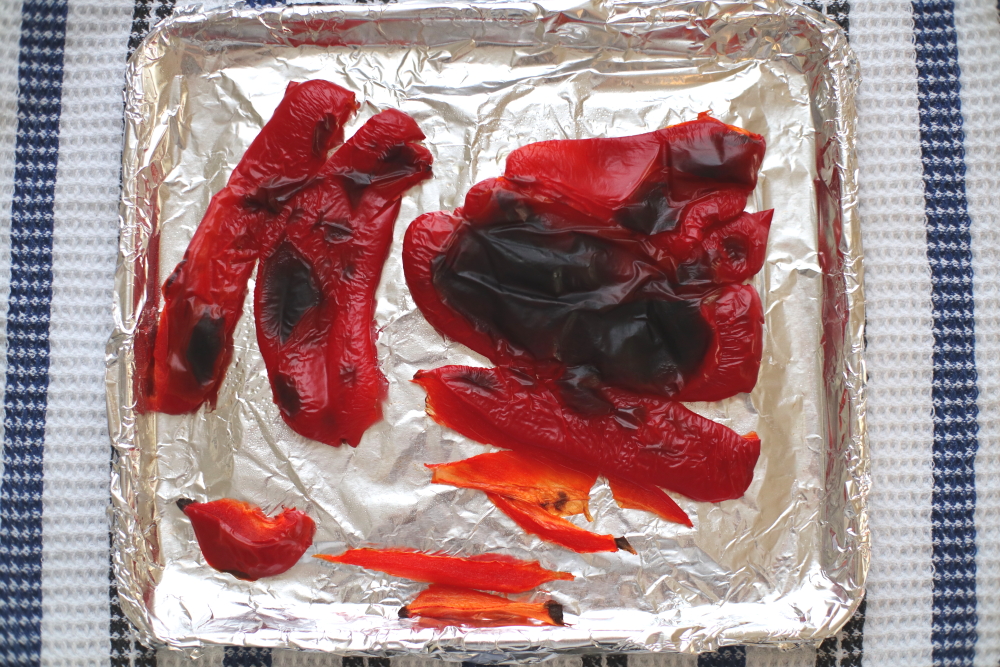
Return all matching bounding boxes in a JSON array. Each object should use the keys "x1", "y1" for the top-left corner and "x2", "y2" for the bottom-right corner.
[
  {"x1": 912, "y1": 1, "x2": 980, "y2": 665},
  {"x1": 127, "y1": 0, "x2": 177, "y2": 59},
  {"x1": 804, "y1": 0, "x2": 851, "y2": 35},
  {"x1": 0, "y1": 1, "x2": 69, "y2": 664},
  {"x1": 697, "y1": 646, "x2": 745, "y2": 667},
  {"x1": 224, "y1": 647, "x2": 271, "y2": 667}
]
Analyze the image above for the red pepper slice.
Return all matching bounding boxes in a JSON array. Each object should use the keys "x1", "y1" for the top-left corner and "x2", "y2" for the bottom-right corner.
[
  {"x1": 313, "y1": 548, "x2": 572, "y2": 593},
  {"x1": 667, "y1": 283, "x2": 764, "y2": 403},
  {"x1": 486, "y1": 493, "x2": 632, "y2": 554},
  {"x1": 414, "y1": 365, "x2": 760, "y2": 503},
  {"x1": 178, "y1": 498, "x2": 316, "y2": 581},
  {"x1": 399, "y1": 585, "x2": 564, "y2": 627},
  {"x1": 253, "y1": 109, "x2": 433, "y2": 446},
  {"x1": 428, "y1": 451, "x2": 596, "y2": 520},
  {"x1": 605, "y1": 476, "x2": 691, "y2": 527},
  {"x1": 137, "y1": 80, "x2": 358, "y2": 414},
  {"x1": 501, "y1": 113, "x2": 765, "y2": 238}
]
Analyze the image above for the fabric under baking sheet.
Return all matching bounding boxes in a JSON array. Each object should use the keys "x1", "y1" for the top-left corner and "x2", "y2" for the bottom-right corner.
[{"x1": 0, "y1": 0, "x2": 997, "y2": 665}]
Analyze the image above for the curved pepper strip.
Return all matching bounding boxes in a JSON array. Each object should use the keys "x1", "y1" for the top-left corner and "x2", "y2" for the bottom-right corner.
[
  {"x1": 605, "y1": 476, "x2": 691, "y2": 527},
  {"x1": 253, "y1": 109, "x2": 433, "y2": 446},
  {"x1": 314, "y1": 548, "x2": 572, "y2": 593},
  {"x1": 428, "y1": 451, "x2": 596, "y2": 520},
  {"x1": 501, "y1": 112, "x2": 765, "y2": 239},
  {"x1": 137, "y1": 80, "x2": 358, "y2": 414},
  {"x1": 178, "y1": 498, "x2": 316, "y2": 581},
  {"x1": 414, "y1": 365, "x2": 760, "y2": 503},
  {"x1": 487, "y1": 493, "x2": 632, "y2": 554},
  {"x1": 399, "y1": 585, "x2": 564, "y2": 627}
]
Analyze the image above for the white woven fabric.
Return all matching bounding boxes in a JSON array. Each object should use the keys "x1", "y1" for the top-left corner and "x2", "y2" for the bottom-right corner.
[
  {"x1": 39, "y1": 1, "x2": 133, "y2": 665},
  {"x1": 849, "y1": 1, "x2": 937, "y2": 667},
  {"x1": 955, "y1": 1, "x2": 1000, "y2": 665}
]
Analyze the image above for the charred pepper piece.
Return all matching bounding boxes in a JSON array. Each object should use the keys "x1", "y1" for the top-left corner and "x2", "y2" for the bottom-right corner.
[
  {"x1": 428, "y1": 451, "x2": 596, "y2": 520},
  {"x1": 414, "y1": 365, "x2": 760, "y2": 503},
  {"x1": 314, "y1": 548, "x2": 572, "y2": 593},
  {"x1": 138, "y1": 80, "x2": 358, "y2": 414},
  {"x1": 178, "y1": 498, "x2": 316, "y2": 581},
  {"x1": 486, "y1": 493, "x2": 632, "y2": 554},
  {"x1": 399, "y1": 585, "x2": 564, "y2": 627},
  {"x1": 501, "y1": 112, "x2": 765, "y2": 238},
  {"x1": 254, "y1": 109, "x2": 433, "y2": 446}
]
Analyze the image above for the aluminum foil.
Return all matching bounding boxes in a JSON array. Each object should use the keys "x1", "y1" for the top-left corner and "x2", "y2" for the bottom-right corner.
[{"x1": 106, "y1": 0, "x2": 867, "y2": 660}]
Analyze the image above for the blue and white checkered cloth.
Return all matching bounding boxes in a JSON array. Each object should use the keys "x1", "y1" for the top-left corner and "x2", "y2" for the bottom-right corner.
[{"x1": 1, "y1": 0, "x2": 998, "y2": 665}]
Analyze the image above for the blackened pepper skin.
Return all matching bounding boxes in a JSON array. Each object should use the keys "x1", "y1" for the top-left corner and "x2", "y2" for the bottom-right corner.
[
  {"x1": 137, "y1": 80, "x2": 358, "y2": 414},
  {"x1": 254, "y1": 109, "x2": 433, "y2": 447}
]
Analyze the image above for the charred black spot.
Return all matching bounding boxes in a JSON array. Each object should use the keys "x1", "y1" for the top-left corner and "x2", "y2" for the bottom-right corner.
[
  {"x1": 555, "y1": 367, "x2": 614, "y2": 416},
  {"x1": 259, "y1": 242, "x2": 320, "y2": 344},
  {"x1": 272, "y1": 373, "x2": 301, "y2": 415},
  {"x1": 398, "y1": 606, "x2": 411, "y2": 619},
  {"x1": 175, "y1": 498, "x2": 195, "y2": 512},
  {"x1": 312, "y1": 113, "x2": 338, "y2": 158},
  {"x1": 614, "y1": 188, "x2": 679, "y2": 235},
  {"x1": 187, "y1": 313, "x2": 225, "y2": 386},
  {"x1": 456, "y1": 367, "x2": 502, "y2": 393},
  {"x1": 222, "y1": 569, "x2": 255, "y2": 581},
  {"x1": 338, "y1": 170, "x2": 373, "y2": 208},
  {"x1": 433, "y1": 220, "x2": 713, "y2": 397},
  {"x1": 321, "y1": 219, "x2": 353, "y2": 243},
  {"x1": 615, "y1": 537, "x2": 636, "y2": 554},
  {"x1": 723, "y1": 235, "x2": 748, "y2": 261},
  {"x1": 545, "y1": 600, "x2": 565, "y2": 626},
  {"x1": 552, "y1": 492, "x2": 570, "y2": 512}
]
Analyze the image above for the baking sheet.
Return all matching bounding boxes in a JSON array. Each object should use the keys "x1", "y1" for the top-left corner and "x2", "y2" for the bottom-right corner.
[{"x1": 106, "y1": 0, "x2": 867, "y2": 659}]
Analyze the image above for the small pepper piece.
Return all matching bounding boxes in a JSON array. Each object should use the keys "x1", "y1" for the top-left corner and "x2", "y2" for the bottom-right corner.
[
  {"x1": 399, "y1": 585, "x2": 564, "y2": 627},
  {"x1": 414, "y1": 365, "x2": 760, "y2": 503},
  {"x1": 428, "y1": 451, "x2": 596, "y2": 520},
  {"x1": 253, "y1": 108, "x2": 433, "y2": 446},
  {"x1": 178, "y1": 498, "x2": 316, "y2": 581},
  {"x1": 137, "y1": 80, "x2": 358, "y2": 414},
  {"x1": 605, "y1": 476, "x2": 691, "y2": 527},
  {"x1": 313, "y1": 548, "x2": 573, "y2": 593},
  {"x1": 486, "y1": 493, "x2": 632, "y2": 554}
]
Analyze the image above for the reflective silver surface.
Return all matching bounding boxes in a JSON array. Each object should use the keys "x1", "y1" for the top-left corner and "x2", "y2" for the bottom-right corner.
[{"x1": 107, "y1": 0, "x2": 866, "y2": 659}]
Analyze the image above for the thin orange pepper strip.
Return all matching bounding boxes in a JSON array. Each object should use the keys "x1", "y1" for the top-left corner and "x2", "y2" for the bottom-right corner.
[
  {"x1": 313, "y1": 548, "x2": 572, "y2": 593},
  {"x1": 428, "y1": 451, "x2": 597, "y2": 520},
  {"x1": 399, "y1": 585, "x2": 564, "y2": 627},
  {"x1": 606, "y1": 475, "x2": 692, "y2": 527},
  {"x1": 486, "y1": 493, "x2": 634, "y2": 554}
]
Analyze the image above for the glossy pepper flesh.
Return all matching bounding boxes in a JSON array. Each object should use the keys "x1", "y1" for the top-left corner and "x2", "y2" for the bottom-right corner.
[
  {"x1": 253, "y1": 109, "x2": 433, "y2": 446},
  {"x1": 137, "y1": 80, "x2": 358, "y2": 414},
  {"x1": 428, "y1": 451, "x2": 596, "y2": 519},
  {"x1": 414, "y1": 365, "x2": 761, "y2": 503},
  {"x1": 486, "y1": 492, "x2": 632, "y2": 554},
  {"x1": 178, "y1": 498, "x2": 316, "y2": 581},
  {"x1": 314, "y1": 548, "x2": 573, "y2": 593},
  {"x1": 399, "y1": 585, "x2": 564, "y2": 627}
]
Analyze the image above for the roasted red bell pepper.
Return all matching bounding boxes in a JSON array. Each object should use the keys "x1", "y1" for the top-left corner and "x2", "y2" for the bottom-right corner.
[
  {"x1": 487, "y1": 493, "x2": 632, "y2": 554},
  {"x1": 414, "y1": 365, "x2": 760, "y2": 503},
  {"x1": 399, "y1": 585, "x2": 564, "y2": 627},
  {"x1": 178, "y1": 498, "x2": 316, "y2": 580},
  {"x1": 137, "y1": 80, "x2": 358, "y2": 414},
  {"x1": 500, "y1": 112, "x2": 765, "y2": 238},
  {"x1": 428, "y1": 451, "x2": 596, "y2": 520},
  {"x1": 253, "y1": 109, "x2": 433, "y2": 446},
  {"x1": 313, "y1": 548, "x2": 572, "y2": 593}
]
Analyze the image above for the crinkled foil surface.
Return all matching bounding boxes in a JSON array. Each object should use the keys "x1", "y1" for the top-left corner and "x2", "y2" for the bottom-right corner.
[{"x1": 107, "y1": 0, "x2": 867, "y2": 660}]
